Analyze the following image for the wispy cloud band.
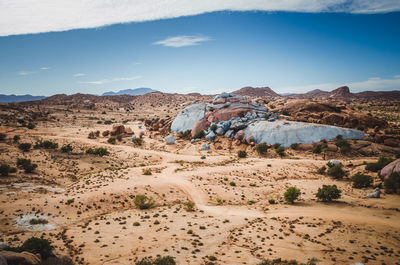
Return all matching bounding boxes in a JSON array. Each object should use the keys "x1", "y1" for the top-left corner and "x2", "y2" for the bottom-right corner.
[
  {"x1": 79, "y1": 75, "x2": 142, "y2": 85},
  {"x1": 153, "y1": 35, "x2": 210, "y2": 47},
  {"x1": 1, "y1": 0, "x2": 399, "y2": 36}
]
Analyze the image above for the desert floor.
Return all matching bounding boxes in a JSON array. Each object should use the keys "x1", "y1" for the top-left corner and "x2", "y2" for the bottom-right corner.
[{"x1": 1, "y1": 115, "x2": 399, "y2": 265}]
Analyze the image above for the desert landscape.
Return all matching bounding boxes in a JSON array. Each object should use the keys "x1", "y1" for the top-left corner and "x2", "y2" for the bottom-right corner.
[{"x1": 0, "y1": 87, "x2": 399, "y2": 265}]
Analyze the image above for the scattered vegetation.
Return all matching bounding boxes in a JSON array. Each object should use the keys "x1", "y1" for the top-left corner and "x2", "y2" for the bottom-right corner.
[
  {"x1": 257, "y1": 258, "x2": 317, "y2": 265},
  {"x1": 237, "y1": 150, "x2": 247, "y2": 158},
  {"x1": 183, "y1": 201, "x2": 196, "y2": 212},
  {"x1": 5, "y1": 237, "x2": 54, "y2": 260},
  {"x1": 290, "y1": 143, "x2": 298, "y2": 150},
  {"x1": 0, "y1": 164, "x2": 16, "y2": 176},
  {"x1": 384, "y1": 172, "x2": 400, "y2": 194},
  {"x1": 327, "y1": 165, "x2": 345, "y2": 179},
  {"x1": 29, "y1": 218, "x2": 48, "y2": 225},
  {"x1": 13, "y1": 135, "x2": 20, "y2": 142},
  {"x1": 34, "y1": 140, "x2": 58, "y2": 149},
  {"x1": 86, "y1": 147, "x2": 109, "y2": 156},
  {"x1": 210, "y1": 124, "x2": 218, "y2": 132},
  {"x1": 142, "y1": 168, "x2": 152, "y2": 175},
  {"x1": 132, "y1": 137, "x2": 143, "y2": 146},
  {"x1": 275, "y1": 146, "x2": 285, "y2": 157},
  {"x1": 17, "y1": 158, "x2": 38, "y2": 173},
  {"x1": 61, "y1": 144, "x2": 73, "y2": 153},
  {"x1": 335, "y1": 138, "x2": 351, "y2": 154},
  {"x1": 268, "y1": 199, "x2": 276, "y2": 204},
  {"x1": 284, "y1": 187, "x2": 301, "y2": 204},
  {"x1": 135, "y1": 256, "x2": 176, "y2": 265},
  {"x1": 365, "y1": 157, "x2": 394, "y2": 172},
  {"x1": 255, "y1": 143, "x2": 269, "y2": 155},
  {"x1": 316, "y1": 185, "x2": 341, "y2": 202},
  {"x1": 18, "y1": 142, "x2": 32, "y2": 152},
  {"x1": 26, "y1": 123, "x2": 36, "y2": 129},
  {"x1": 107, "y1": 137, "x2": 116, "y2": 144},
  {"x1": 134, "y1": 194, "x2": 155, "y2": 210},
  {"x1": 351, "y1": 173, "x2": 373, "y2": 188},
  {"x1": 193, "y1": 130, "x2": 205, "y2": 139},
  {"x1": 317, "y1": 166, "x2": 326, "y2": 175}
]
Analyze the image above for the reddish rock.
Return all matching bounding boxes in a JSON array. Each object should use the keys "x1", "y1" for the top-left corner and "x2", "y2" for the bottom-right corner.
[
  {"x1": 0, "y1": 251, "x2": 41, "y2": 265},
  {"x1": 236, "y1": 130, "x2": 244, "y2": 140},
  {"x1": 191, "y1": 119, "x2": 210, "y2": 137},
  {"x1": 212, "y1": 108, "x2": 253, "y2": 121},
  {"x1": 125, "y1": 127, "x2": 134, "y2": 135},
  {"x1": 381, "y1": 159, "x2": 400, "y2": 179},
  {"x1": 207, "y1": 115, "x2": 218, "y2": 123},
  {"x1": 383, "y1": 138, "x2": 399, "y2": 147},
  {"x1": 213, "y1": 98, "x2": 226, "y2": 104},
  {"x1": 297, "y1": 144, "x2": 313, "y2": 151},
  {"x1": 327, "y1": 144, "x2": 338, "y2": 152},
  {"x1": 102, "y1": 130, "x2": 110, "y2": 137},
  {"x1": 110, "y1": 125, "x2": 125, "y2": 136}
]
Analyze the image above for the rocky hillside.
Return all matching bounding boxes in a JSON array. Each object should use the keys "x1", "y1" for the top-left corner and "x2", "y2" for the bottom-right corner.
[{"x1": 232, "y1": 86, "x2": 280, "y2": 98}]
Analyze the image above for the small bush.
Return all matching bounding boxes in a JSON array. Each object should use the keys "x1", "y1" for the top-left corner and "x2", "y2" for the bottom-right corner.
[
  {"x1": 183, "y1": 201, "x2": 196, "y2": 212},
  {"x1": 290, "y1": 143, "x2": 298, "y2": 150},
  {"x1": 107, "y1": 137, "x2": 116, "y2": 144},
  {"x1": 255, "y1": 143, "x2": 269, "y2": 155},
  {"x1": 351, "y1": 174, "x2": 373, "y2": 188},
  {"x1": 35, "y1": 140, "x2": 58, "y2": 149},
  {"x1": 193, "y1": 130, "x2": 205, "y2": 139},
  {"x1": 229, "y1": 181, "x2": 236, "y2": 187},
  {"x1": 384, "y1": 172, "x2": 400, "y2": 194},
  {"x1": 5, "y1": 237, "x2": 54, "y2": 260},
  {"x1": 13, "y1": 135, "x2": 20, "y2": 142},
  {"x1": 88, "y1": 131, "x2": 96, "y2": 139},
  {"x1": 29, "y1": 218, "x2": 48, "y2": 225},
  {"x1": 273, "y1": 143, "x2": 281, "y2": 149},
  {"x1": 284, "y1": 187, "x2": 301, "y2": 204},
  {"x1": 365, "y1": 157, "x2": 394, "y2": 172},
  {"x1": 268, "y1": 199, "x2": 276, "y2": 204},
  {"x1": 17, "y1": 158, "x2": 38, "y2": 173},
  {"x1": 327, "y1": 165, "x2": 345, "y2": 179},
  {"x1": 210, "y1": 124, "x2": 218, "y2": 132},
  {"x1": 136, "y1": 256, "x2": 176, "y2": 265},
  {"x1": 132, "y1": 137, "x2": 143, "y2": 146},
  {"x1": 18, "y1": 142, "x2": 31, "y2": 152},
  {"x1": 312, "y1": 144, "x2": 322, "y2": 154},
  {"x1": 237, "y1": 150, "x2": 247, "y2": 158},
  {"x1": 317, "y1": 166, "x2": 326, "y2": 175},
  {"x1": 104, "y1": 120, "x2": 112, "y2": 125},
  {"x1": 0, "y1": 133, "x2": 6, "y2": 141},
  {"x1": 86, "y1": 147, "x2": 109, "y2": 156},
  {"x1": 275, "y1": 146, "x2": 285, "y2": 157},
  {"x1": 316, "y1": 185, "x2": 341, "y2": 202},
  {"x1": 61, "y1": 144, "x2": 73, "y2": 153},
  {"x1": 26, "y1": 123, "x2": 36, "y2": 129},
  {"x1": 0, "y1": 164, "x2": 17, "y2": 176},
  {"x1": 142, "y1": 168, "x2": 152, "y2": 175},
  {"x1": 134, "y1": 194, "x2": 155, "y2": 210}
]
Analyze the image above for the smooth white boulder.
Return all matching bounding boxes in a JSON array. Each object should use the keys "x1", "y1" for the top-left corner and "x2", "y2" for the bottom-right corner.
[
  {"x1": 170, "y1": 103, "x2": 206, "y2": 133},
  {"x1": 244, "y1": 120, "x2": 364, "y2": 147},
  {"x1": 164, "y1": 135, "x2": 175, "y2": 144}
]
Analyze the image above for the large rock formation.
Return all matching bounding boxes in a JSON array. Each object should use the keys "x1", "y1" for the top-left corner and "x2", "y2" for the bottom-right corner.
[
  {"x1": 243, "y1": 120, "x2": 364, "y2": 147},
  {"x1": 170, "y1": 103, "x2": 206, "y2": 133},
  {"x1": 0, "y1": 251, "x2": 41, "y2": 265},
  {"x1": 380, "y1": 159, "x2": 400, "y2": 179}
]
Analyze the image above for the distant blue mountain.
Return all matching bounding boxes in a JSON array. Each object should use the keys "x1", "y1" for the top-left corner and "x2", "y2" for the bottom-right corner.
[
  {"x1": 102, "y1": 88, "x2": 157, "y2": 96},
  {"x1": 0, "y1": 94, "x2": 46, "y2": 103}
]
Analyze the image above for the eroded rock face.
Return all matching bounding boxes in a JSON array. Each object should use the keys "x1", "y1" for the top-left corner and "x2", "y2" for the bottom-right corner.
[
  {"x1": 171, "y1": 103, "x2": 206, "y2": 133},
  {"x1": 381, "y1": 159, "x2": 400, "y2": 179},
  {"x1": 243, "y1": 120, "x2": 364, "y2": 147},
  {"x1": 0, "y1": 251, "x2": 41, "y2": 265}
]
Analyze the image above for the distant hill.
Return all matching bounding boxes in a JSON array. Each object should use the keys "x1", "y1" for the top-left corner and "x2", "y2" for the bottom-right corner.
[
  {"x1": 102, "y1": 88, "x2": 157, "y2": 96},
  {"x1": 232, "y1": 86, "x2": 280, "y2": 97},
  {"x1": 0, "y1": 94, "x2": 46, "y2": 103}
]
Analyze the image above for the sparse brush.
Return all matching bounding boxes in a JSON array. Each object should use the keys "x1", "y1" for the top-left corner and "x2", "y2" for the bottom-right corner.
[{"x1": 134, "y1": 194, "x2": 155, "y2": 210}]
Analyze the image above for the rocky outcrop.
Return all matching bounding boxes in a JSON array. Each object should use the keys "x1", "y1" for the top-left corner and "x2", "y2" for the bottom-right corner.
[
  {"x1": 243, "y1": 120, "x2": 364, "y2": 147},
  {"x1": 232, "y1": 86, "x2": 280, "y2": 98},
  {"x1": 164, "y1": 135, "x2": 175, "y2": 144},
  {"x1": 170, "y1": 103, "x2": 206, "y2": 133},
  {"x1": 380, "y1": 159, "x2": 400, "y2": 179}
]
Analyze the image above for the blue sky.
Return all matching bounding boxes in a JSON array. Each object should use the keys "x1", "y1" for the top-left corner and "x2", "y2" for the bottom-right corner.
[{"x1": 0, "y1": 7, "x2": 400, "y2": 95}]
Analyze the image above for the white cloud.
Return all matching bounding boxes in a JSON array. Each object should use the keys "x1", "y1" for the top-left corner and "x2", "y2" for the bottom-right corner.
[
  {"x1": 17, "y1": 71, "x2": 35, "y2": 75},
  {"x1": 80, "y1": 75, "x2": 142, "y2": 85},
  {"x1": 40, "y1": 67, "x2": 49, "y2": 70},
  {"x1": 73, "y1": 73, "x2": 86, "y2": 77},
  {"x1": 153, "y1": 35, "x2": 211, "y2": 47},
  {"x1": 278, "y1": 75, "x2": 400, "y2": 93},
  {"x1": 1, "y1": 0, "x2": 399, "y2": 36}
]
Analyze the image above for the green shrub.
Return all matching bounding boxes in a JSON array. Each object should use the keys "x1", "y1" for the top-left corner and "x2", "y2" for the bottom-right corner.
[
  {"x1": 132, "y1": 137, "x2": 143, "y2": 146},
  {"x1": 229, "y1": 181, "x2": 236, "y2": 187},
  {"x1": 29, "y1": 218, "x2": 48, "y2": 225},
  {"x1": 384, "y1": 172, "x2": 400, "y2": 194},
  {"x1": 316, "y1": 185, "x2": 341, "y2": 202},
  {"x1": 142, "y1": 168, "x2": 152, "y2": 175},
  {"x1": 86, "y1": 147, "x2": 109, "y2": 156},
  {"x1": 336, "y1": 134, "x2": 343, "y2": 140},
  {"x1": 317, "y1": 166, "x2": 326, "y2": 174},
  {"x1": 273, "y1": 143, "x2": 281, "y2": 149},
  {"x1": 312, "y1": 144, "x2": 322, "y2": 154},
  {"x1": 255, "y1": 143, "x2": 269, "y2": 155},
  {"x1": 5, "y1": 237, "x2": 54, "y2": 259},
  {"x1": 18, "y1": 143, "x2": 31, "y2": 152},
  {"x1": 327, "y1": 165, "x2": 345, "y2": 179},
  {"x1": 284, "y1": 187, "x2": 301, "y2": 204},
  {"x1": 26, "y1": 123, "x2": 36, "y2": 129},
  {"x1": 61, "y1": 144, "x2": 73, "y2": 153},
  {"x1": 136, "y1": 256, "x2": 176, "y2": 265},
  {"x1": 365, "y1": 157, "x2": 394, "y2": 172},
  {"x1": 107, "y1": 137, "x2": 116, "y2": 144},
  {"x1": 268, "y1": 199, "x2": 276, "y2": 204},
  {"x1": 35, "y1": 140, "x2": 58, "y2": 149},
  {"x1": 290, "y1": 143, "x2": 298, "y2": 150},
  {"x1": 17, "y1": 158, "x2": 38, "y2": 173},
  {"x1": 0, "y1": 164, "x2": 16, "y2": 176},
  {"x1": 257, "y1": 258, "x2": 317, "y2": 265},
  {"x1": 275, "y1": 146, "x2": 285, "y2": 157},
  {"x1": 183, "y1": 201, "x2": 196, "y2": 212},
  {"x1": 237, "y1": 150, "x2": 247, "y2": 158},
  {"x1": 193, "y1": 130, "x2": 205, "y2": 139},
  {"x1": 13, "y1": 135, "x2": 20, "y2": 142},
  {"x1": 134, "y1": 194, "x2": 155, "y2": 210},
  {"x1": 351, "y1": 174, "x2": 373, "y2": 188},
  {"x1": 210, "y1": 124, "x2": 218, "y2": 132}
]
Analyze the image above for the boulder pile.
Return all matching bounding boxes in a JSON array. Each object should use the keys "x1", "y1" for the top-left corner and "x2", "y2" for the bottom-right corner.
[{"x1": 170, "y1": 93, "x2": 365, "y2": 146}]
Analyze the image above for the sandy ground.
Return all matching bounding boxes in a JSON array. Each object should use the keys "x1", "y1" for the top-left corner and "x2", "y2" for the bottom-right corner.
[{"x1": 0, "y1": 111, "x2": 400, "y2": 265}]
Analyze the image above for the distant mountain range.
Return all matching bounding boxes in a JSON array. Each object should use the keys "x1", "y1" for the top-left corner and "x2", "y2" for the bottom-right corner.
[
  {"x1": 102, "y1": 88, "x2": 157, "y2": 96},
  {"x1": 0, "y1": 94, "x2": 46, "y2": 103}
]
